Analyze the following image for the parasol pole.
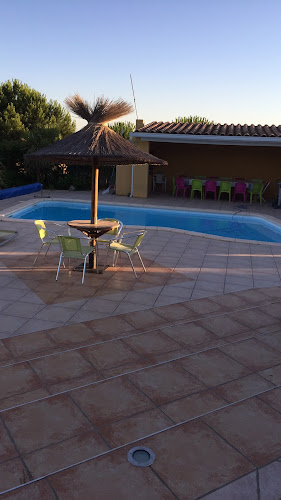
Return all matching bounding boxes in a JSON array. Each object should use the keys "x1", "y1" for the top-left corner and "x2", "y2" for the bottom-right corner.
[{"x1": 91, "y1": 159, "x2": 99, "y2": 224}]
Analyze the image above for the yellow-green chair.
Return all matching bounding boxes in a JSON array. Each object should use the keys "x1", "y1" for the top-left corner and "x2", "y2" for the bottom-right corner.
[
  {"x1": 190, "y1": 179, "x2": 203, "y2": 199},
  {"x1": 248, "y1": 182, "x2": 263, "y2": 204},
  {"x1": 105, "y1": 231, "x2": 147, "y2": 278},
  {"x1": 218, "y1": 181, "x2": 232, "y2": 202},
  {"x1": 56, "y1": 236, "x2": 95, "y2": 284},
  {"x1": 97, "y1": 218, "x2": 123, "y2": 267},
  {"x1": 34, "y1": 220, "x2": 60, "y2": 265}
]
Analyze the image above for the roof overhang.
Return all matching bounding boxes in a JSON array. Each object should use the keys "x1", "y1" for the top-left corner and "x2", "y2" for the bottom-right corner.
[{"x1": 130, "y1": 132, "x2": 281, "y2": 147}]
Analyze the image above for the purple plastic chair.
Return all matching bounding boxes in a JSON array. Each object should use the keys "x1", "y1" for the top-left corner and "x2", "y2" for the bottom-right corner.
[
  {"x1": 204, "y1": 180, "x2": 217, "y2": 200},
  {"x1": 175, "y1": 177, "x2": 187, "y2": 197},
  {"x1": 232, "y1": 182, "x2": 247, "y2": 202}
]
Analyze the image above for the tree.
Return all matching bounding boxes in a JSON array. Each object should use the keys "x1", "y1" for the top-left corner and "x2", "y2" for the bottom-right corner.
[
  {"x1": 108, "y1": 121, "x2": 135, "y2": 140},
  {"x1": 0, "y1": 79, "x2": 75, "y2": 185},
  {"x1": 174, "y1": 115, "x2": 213, "y2": 124}
]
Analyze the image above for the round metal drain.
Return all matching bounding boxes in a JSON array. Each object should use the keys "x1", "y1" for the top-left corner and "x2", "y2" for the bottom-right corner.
[{"x1": 127, "y1": 446, "x2": 155, "y2": 467}]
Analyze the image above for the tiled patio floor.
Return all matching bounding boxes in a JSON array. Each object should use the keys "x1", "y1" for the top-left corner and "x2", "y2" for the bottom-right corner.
[{"x1": 0, "y1": 191, "x2": 281, "y2": 497}]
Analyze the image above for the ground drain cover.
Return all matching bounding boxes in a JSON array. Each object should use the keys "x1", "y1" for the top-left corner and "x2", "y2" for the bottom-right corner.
[{"x1": 127, "y1": 446, "x2": 155, "y2": 467}]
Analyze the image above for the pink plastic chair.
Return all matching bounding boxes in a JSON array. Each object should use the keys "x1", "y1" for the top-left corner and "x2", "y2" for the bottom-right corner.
[
  {"x1": 175, "y1": 177, "x2": 187, "y2": 197},
  {"x1": 204, "y1": 180, "x2": 217, "y2": 200},
  {"x1": 232, "y1": 182, "x2": 247, "y2": 202}
]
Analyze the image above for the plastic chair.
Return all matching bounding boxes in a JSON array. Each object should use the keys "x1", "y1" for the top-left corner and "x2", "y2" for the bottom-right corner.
[
  {"x1": 190, "y1": 179, "x2": 203, "y2": 199},
  {"x1": 175, "y1": 177, "x2": 187, "y2": 197},
  {"x1": 232, "y1": 182, "x2": 247, "y2": 202},
  {"x1": 251, "y1": 179, "x2": 263, "y2": 184},
  {"x1": 105, "y1": 231, "x2": 147, "y2": 279},
  {"x1": 56, "y1": 236, "x2": 95, "y2": 284},
  {"x1": 204, "y1": 180, "x2": 217, "y2": 200},
  {"x1": 33, "y1": 220, "x2": 60, "y2": 266},
  {"x1": 172, "y1": 177, "x2": 176, "y2": 196},
  {"x1": 153, "y1": 174, "x2": 167, "y2": 192},
  {"x1": 221, "y1": 177, "x2": 233, "y2": 182},
  {"x1": 218, "y1": 181, "x2": 232, "y2": 202},
  {"x1": 248, "y1": 182, "x2": 263, "y2": 204}
]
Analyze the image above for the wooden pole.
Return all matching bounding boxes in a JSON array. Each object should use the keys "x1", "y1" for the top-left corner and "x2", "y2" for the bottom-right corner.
[{"x1": 89, "y1": 160, "x2": 99, "y2": 270}]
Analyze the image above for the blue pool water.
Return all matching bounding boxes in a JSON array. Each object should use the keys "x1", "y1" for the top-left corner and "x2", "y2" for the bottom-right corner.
[{"x1": 10, "y1": 201, "x2": 281, "y2": 243}]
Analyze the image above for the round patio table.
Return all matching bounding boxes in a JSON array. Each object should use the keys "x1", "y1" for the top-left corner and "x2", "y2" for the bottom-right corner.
[{"x1": 67, "y1": 220, "x2": 118, "y2": 273}]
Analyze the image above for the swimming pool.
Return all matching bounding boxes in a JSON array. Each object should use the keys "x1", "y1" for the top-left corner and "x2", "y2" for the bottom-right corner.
[{"x1": 9, "y1": 201, "x2": 281, "y2": 243}]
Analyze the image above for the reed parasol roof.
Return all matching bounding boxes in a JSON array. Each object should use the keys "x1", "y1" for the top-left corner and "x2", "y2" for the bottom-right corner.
[{"x1": 25, "y1": 95, "x2": 167, "y2": 166}]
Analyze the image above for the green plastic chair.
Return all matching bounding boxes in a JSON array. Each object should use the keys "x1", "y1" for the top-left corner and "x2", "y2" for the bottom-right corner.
[
  {"x1": 56, "y1": 236, "x2": 95, "y2": 284},
  {"x1": 34, "y1": 220, "x2": 60, "y2": 266},
  {"x1": 218, "y1": 181, "x2": 232, "y2": 202},
  {"x1": 248, "y1": 182, "x2": 263, "y2": 204},
  {"x1": 172, "y1": 177, "x2": 176, "y2": 196},
  {"x1": 190, "y1": 179, "x2": 203, "y2": 199},
  {"x1": 105, "y1": 231, "x2": 147, "y2": 278},
  {"x1": 221, "y1": 177, "x2": 233, "y2": 182},
  {"x1": 97, "y1": 218, "x2": 123, "y2": 266}
]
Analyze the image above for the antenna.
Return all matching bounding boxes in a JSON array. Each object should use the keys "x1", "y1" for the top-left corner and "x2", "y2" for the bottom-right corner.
[{"x1": 130, "y1": 74, "x2": 138, "y2": 119}]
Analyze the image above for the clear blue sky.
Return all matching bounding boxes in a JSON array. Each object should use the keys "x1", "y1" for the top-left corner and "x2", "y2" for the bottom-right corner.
[{"x1": 2, "y1": 0, "x2": 281, "y2": 129}]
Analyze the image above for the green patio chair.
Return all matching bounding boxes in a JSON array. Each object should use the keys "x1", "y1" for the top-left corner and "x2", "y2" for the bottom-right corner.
[
  {"x1": 56, "y1": 236, "x2": 95, "y2": 284},
  {"x1": 248, "y1": 182, "x2": 263, "y2": 204},
  {"x1": 105, "y1": 231, "x2": 147, "y2": 278},
  {"x1": 190, "y1": 179, "x2": 203, "y2": 199},
  {"x1": 218, "y1": 181, "x2": 232, "y2": 202},
  {"x1": 97, "y1": 218, "x2": 123, "y2": 266},
  {"x1": 34, "y1": 220, "x2": 60, "y2": 266},
  {"x1": 221, "y1": 177, "x2": 233, "y2": 182},
  {"x1": 172, "y1": 177, "x2": 176, "y2": 196},
  {"x1": 251, "y1": 178, "x2": 263, "y2": 184}
]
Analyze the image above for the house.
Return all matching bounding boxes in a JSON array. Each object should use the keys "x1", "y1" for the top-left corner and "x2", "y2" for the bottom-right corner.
[{"x1": 116, "y1": 119, "x2": 281, "y2": 199}]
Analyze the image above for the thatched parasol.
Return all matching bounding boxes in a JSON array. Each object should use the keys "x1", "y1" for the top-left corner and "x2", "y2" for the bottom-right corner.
[{"x1": 25, "y1": 94, "x2": 167, "y2": 224}]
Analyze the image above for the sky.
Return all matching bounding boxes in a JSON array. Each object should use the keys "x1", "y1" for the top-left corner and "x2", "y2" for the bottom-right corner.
[{"x1": 1, "y1": 0, "x2": 281, "y2": 130}]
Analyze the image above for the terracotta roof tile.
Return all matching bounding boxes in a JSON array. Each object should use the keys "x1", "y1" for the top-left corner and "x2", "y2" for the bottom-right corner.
[{"x1": 135, "y1": 121, "x2": 281, "y2": 138}]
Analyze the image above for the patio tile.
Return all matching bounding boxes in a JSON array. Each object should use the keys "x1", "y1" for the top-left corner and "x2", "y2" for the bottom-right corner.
[
  {"x1": 113, "y1": 301, "x2": 149, "y2": 315},
  {"x1": 262, "y1": 286, "x2": 281, "y2": 298},
  {"x1": 196, "y1": 315, "x2": 249, "y2": 338},
  {"x1": 0, "y1": 300, "x2": 15, "y2": 312},
  {"x1": 86, "y1": 315, "x2": 135, "y2": 338},
  {"x1": 0, "y1": 388, "x2": 49, "y2": 412},
  {"x1": 129, "y1": 362, "x2": 206, "y2": 405},
  {"x1": 2, "y1": 394, "x2": 92, "y2": 454},
  {"x1": 120, "y1": 309, "x2": 167, "y2": 330},
  {"x1": 0, "y1": 315, "x2": 28, "y2": 335},
  {"x1": 152, "y1": 302, "x2": 197, "y2": 321},
  {"x1": 47, "y1": 323, "x2": 97, "y2": 347},
  {"x1": 185, "y1": 297, "x2": 225, "y2": 315},
  {"x1": 29, "y1": 350, "x2": 99, "y2": 386},
  {"x1": 123, "y1": 330, "x2": 181, "y2": 356},
  {"x1": 0, "y1": 362, "x2": 43, "y2": 400},
  {"x1": 229, "y1": 309, "x2": 276, "y2": 329},
  {"x1": 259, "y1": 363, "x2": 281, "y2": 385},
  {"x1": 33, "y1": 305, "x2": 75, "y2": 323},
  {"x1": 124, "y1": 291, "x2": 160, "y2": 306},
  {"x1": 142, "y1": 346, "x2": 190, "y2": 365},
  {"x1": 160, "y1": 322, "x2": 217, "y2": 348},
  {"x1": 0, "y1": 458, "x2": 31, "y2": 494},
  {"x1": 209, "y1": 293, "x2": 246, "y2": 309},
  {"x1": 48, "y1": 448, "x2": 174, "y2": 500},
  {"x1": 3, "y1": 331, "x2": 56, "y2": 358},
  {"x1": 1, "y1": 302, "x2": 44, "y2": 319},
  {"x1": 143, "y1": 420, "x2": 254, "y2": 499},
  {"x1": 0, "y1": 341, "x2": 13, "y2": 363},
  {"x1": 0, "y1": 420, "x2": 18, "y2": 462},
  {"x1": 23, "y1": 430, "x2": 108, "y2": 478},
  {"x1": 203, "y1": 397, "x2": 281, "y2": 466},
  {"x1": 256, "y1": 331, "x2": 281, "y2": 353},
  {"x1": 191, "y1": 289, "x2": 219, "y2": 300},
  {"x1": 233, "y1": 289, "x2": 269, "y2": 304},
  {"x1": 48, "y1": 372, "x2": 106, "y2": 395},
  {"x1": 15, "y1": 318, "x2": 64, "y2": 335},
  {"x1": 260, "y1": 302, "x2": 281, "y2": 319},
  {"x1": 179, "y1": 349, "x2": 251, "y2": 387},
  {"x1": 80, "y1": 340, "x2": 142, "y2": 372},
  {"x1": 219, "y1": 339, "x2": 281, "y2": 371},
  {"x1": 215, "y1": 374, "x2": 274, "y2": 403},
  {"x1": 99, "y1": 408, "x2": 172, "y2": 447},
  {"x1": 161, "y1": 389, "x2": 226, "y2": 423},
  {"x1": 188, "y1": 338, "x2": 227, "y2": 353},
  {"x1": 258, "y1": 387, "x2": 281, "y2": 413},
  {"x1": 153, "y1": 295, "x2": 185, "y2": 307},
  {"x1": 101, "y1": 359, "x2": 150, "y2": 378},
  {"x1": 202, "y1": 471, "x2": 258, "y2": 499},
  {"x1": 17, "y1": 291, "x2": 45, "y2": 305},
  {"x1": 67, "y1": 309, "x2": 108, "y2": 323},
  {"x1": 71, "y1": 377, "x2": 154, "y2": 426},
  {"x1": 0, "y1": 289, "x2": 28, "y2": 301},
  {"x1": 0, "y1": 479, "x2": 57, "y2": 499},
  {"x1": 259, "y1": 460, "x2": 281, "y2": 500}
]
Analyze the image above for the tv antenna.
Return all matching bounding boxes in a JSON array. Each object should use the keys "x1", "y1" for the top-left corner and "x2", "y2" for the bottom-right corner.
[{"x1": 130, "y1": 74, "x2": 138, "y2": 120}]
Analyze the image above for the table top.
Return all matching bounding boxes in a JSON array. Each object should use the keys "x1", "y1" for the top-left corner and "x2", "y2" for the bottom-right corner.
[{"x1": 68, "y1": 220, "x2": 118, "y2": 231}]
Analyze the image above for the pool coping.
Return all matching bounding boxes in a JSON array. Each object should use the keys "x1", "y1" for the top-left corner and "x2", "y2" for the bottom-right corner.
[{"x1": 2, "y1": 196, "x2": 281, "y2": 246}]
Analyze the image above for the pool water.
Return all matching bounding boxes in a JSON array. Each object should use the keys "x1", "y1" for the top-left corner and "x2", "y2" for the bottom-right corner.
[{"x1": 10, "y1": 201, "x2": 281, "y2": 243}]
